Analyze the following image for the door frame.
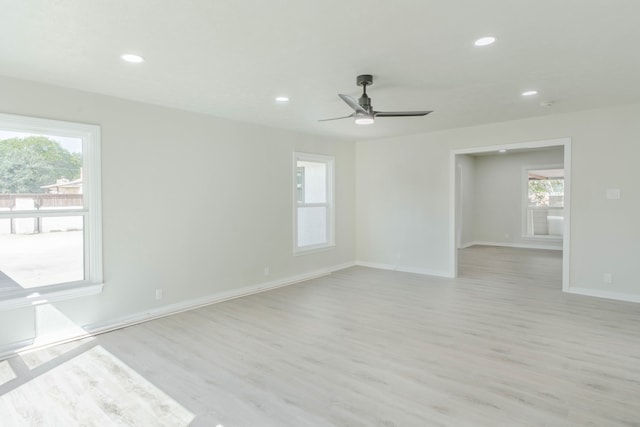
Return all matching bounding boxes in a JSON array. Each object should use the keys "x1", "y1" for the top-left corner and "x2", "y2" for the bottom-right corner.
[{"x1": 449, "y1": 137, "x2": 572, "y2": 292}]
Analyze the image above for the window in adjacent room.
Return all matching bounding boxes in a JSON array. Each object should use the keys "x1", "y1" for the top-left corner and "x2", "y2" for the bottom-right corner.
[
  {"x1": 0, "y1": 113, "x2": 102, "y2": 297},
  {"x1": 294, "y1": 153, "x2": 334, "y2": 253},
  {"x1": 523, "y1": 167, "x2": 564, "y2": 238}
]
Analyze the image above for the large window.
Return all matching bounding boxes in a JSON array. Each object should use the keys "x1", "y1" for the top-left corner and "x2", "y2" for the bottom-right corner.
[
  {"x1": 294, "y1": 153, "x2": 334, "y2": 253},
  {"x1": 0, "y1": 113, "x2": 102, "y2": 302},
  {"x1": 523, "y1": 167, "x2": 564, "y2": 238}
]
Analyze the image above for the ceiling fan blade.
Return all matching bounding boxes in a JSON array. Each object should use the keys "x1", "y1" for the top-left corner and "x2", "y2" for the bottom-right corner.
[
  {"x1": 338, "y1": 94, "x2": 368, "y2": 114},
  {"x1": 318, "y1": 113, "x2": 354, "y2": 122},
  {"x1": 374, "y1": 110, "x2": 433, "y2": 117}
]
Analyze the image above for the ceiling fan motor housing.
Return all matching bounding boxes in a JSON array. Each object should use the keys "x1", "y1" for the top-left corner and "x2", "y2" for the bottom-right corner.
[
  {"x1": 357, "y1": 74, "x2": 374, "y2": 112},
  {"x1": 356, "y1": 74, "x2": 373, "y2": 87}
]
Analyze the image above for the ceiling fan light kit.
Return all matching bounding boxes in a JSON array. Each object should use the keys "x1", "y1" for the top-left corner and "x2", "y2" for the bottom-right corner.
[
  {"x1": 355, "y1": 112, "x2": 374, "y2": 125},
  {"x1": 320, "y1": 74, "x2": 433, "y2": 125}
]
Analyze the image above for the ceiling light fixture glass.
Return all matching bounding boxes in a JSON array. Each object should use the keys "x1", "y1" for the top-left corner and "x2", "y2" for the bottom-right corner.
[
  {"x1": 522, "y1": 90, "x2": 538, "y2": 96},
  {"x1": 474, "y1": 36, "x2": 496, "y2": 46},
  {"x1": 355, "y1": 114, "x2": 374, "y2": 125},
  {"x1": 121, "y1": 54, "x2": 144, "y2": 63}
]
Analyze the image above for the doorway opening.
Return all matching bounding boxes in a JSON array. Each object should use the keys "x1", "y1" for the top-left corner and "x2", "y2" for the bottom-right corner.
[{"x1": 449, "y1": 138, "x2": 571, "y2": 291}]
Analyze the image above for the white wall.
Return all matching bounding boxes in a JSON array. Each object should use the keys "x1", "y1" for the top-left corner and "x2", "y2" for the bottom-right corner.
[
  {"x1": 469, "y1": 148, "x2": 564, "y2": 249},
  {"x1": 356, "y1": 103, "x2": 640, "y2": 299},
  {"x1": 455, "y1": 155, "x2": 475, "y2": 248},
  {"x1": 0, "y1": 75, "x2": 356, "y2": 351}
]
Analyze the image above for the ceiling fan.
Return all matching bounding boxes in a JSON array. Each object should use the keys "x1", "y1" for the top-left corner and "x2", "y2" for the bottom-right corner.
[{"x1": 320, "y1": 74, "x2": 433, "y2": 125}]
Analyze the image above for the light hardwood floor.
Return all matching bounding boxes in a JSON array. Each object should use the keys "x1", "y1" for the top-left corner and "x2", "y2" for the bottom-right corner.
[{"x1": 1, "y1": 246, "x2": 640, "y2": 426}]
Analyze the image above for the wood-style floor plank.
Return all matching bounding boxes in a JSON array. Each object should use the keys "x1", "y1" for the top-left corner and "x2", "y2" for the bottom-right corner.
[{"x1": 1, "y1": 245, "x2": 640, "y2": 426}]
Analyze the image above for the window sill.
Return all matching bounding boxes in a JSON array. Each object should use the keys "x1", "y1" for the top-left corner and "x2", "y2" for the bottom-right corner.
[
  {"x1": 0, "y1": 282, "x2": 104, "y2": 312},
  {"x1": 294, "y1": 244, "x2": 336, "y2": 257}
]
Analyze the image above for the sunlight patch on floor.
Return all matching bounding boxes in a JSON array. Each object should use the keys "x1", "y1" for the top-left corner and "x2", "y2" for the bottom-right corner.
[
  {"x1": 20, "y1": 336, "x2": 95, "y2": 370},
  {"x1": 0, "y1": 360, "x2": 16, "y2": 386},
  {"x1": 0, "y1": 346, "x2": 194, "y2": 426}
]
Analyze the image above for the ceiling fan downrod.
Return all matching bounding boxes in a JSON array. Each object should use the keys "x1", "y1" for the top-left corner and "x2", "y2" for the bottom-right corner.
[{"x1": 357, "y1": 74, "x2": 373, "y2": 112}]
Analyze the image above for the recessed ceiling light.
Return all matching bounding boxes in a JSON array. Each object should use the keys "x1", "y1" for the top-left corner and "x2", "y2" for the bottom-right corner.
[
  {"x1": 474, "y1": 36, "x2": 496, "y2": 46},
  {"x1": 498, "y1": 149, "x2": 507, "y2": 153},
  {"x1": 522, "y1": 90, "x2": 538, "y2": 96},
  {"x1": 121, "y1": 53, "x2": 144, "y2": 63},
  {"x1": 275, "y1": 96, "x2": 289, "y2": 103}
]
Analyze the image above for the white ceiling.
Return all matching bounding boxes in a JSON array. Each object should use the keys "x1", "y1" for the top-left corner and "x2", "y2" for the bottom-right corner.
[{"x1": 2, "y1": 0, "x2": 640, "y2": 140}]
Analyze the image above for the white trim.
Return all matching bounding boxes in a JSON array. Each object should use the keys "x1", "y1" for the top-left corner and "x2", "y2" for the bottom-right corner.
[
  {"x1": 449, "y1": 149, "x2": 457, "y2": 277},
  {"x1": 567, "y1": 287, "x2": 640, "y2": 304},
  {"x1": 462, "y1": 241, "x2": 563, "y2": 251},
  {"x1": 0, "y1": 282, "x2": 104, "y2": 311},
  {"x1": 562, "y1": 140, "x2": 572, "y2": 292},
  {"x1": 450, "y1": 137, "x2": 572, "y2": 292},
  {"x1": 293, "y1": 244, "x2": 336, "y2": 257},
  {"x1": 356, "y1": 261, "x2": 452, "y2": 278},
  {"x1": 0, "y1": 112, "x2": 98, "y2": 139},
  {"x1": 0, "y1": 262, "x2": 356, "y2": 358},
  {"x1": 0, "y1": 210, "x2": 86, "y2": 219},
  {"x1": 85, "y1": 267, "x2": 344, "y2": 333},
  {"x1": 452, "y1": 138, "x2": 570, "y2": 155}
]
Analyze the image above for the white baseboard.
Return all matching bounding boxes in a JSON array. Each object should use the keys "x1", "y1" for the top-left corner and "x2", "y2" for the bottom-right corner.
[
  {"x1": 0, "y1": 261, "x2": 357, "y2": 358},
  {"x1": 463, "y1": 241, "x2": 563, "y2": 251},
  {"x1": 458, "y1": 242, "x2": 475, "y2": 249},
  {"x1": 85, "y1": 261, "x2": 357, "y2": 335},
  {"x1": 567, "y1": 287, "x2": 640, "y2": 304},
  {"x1": 356, "y1": 261, "x2": 452, "y2": 278}
]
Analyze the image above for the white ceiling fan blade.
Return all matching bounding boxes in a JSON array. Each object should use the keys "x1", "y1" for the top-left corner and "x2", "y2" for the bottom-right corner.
[
  {"x1": 374, "y1": 110, "x2": 433, "y2": 117},
  {"x1": 338, "y1": 94, "x2": 368, "y2": 114},
  {"x1": 318, "y1": 113, "x2": 354, "y2": 122}
]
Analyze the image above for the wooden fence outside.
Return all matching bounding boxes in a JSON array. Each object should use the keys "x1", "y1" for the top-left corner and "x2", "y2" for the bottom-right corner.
[{"x1": 0, "y1": 194, "x2": 84, "y2": 234}]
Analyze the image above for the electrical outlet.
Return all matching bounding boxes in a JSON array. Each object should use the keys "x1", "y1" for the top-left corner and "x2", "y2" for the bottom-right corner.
[
  {"x1": 603, "y1": 273, "x2": 613, "y2": 284},
  {"x1": 263, "y1": 267, "x2": 270, "y2": 276},
  {"x1": 155, "y1": 289, "x2": 163, "y2": 300}
]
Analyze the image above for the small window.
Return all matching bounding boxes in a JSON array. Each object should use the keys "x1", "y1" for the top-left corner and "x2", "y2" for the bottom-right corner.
[
  {"x1": 294, "y1": 153, "x2": 334, "y2": 253},
  {"x1": 0, "y1": 113, "x2": 102, "y2": 297},
  {"x1": 524, "y1": 168, "x2": 564, "y2": 238}
]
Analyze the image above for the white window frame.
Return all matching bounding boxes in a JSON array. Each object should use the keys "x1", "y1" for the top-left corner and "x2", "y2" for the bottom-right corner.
[
  {"x1": 0, "y1": 113, "x2": 103, "y2": 310},
  {"x1": 293, "y1": 152, "x2": 335, "y2": 254},
  {"x1": 521, "y1": 163, "x2": 564, "y2": 241}
]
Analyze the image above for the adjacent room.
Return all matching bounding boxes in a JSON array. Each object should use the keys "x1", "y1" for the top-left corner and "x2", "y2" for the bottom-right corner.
[
  {"x1": 455, "y1": 144, "x2": 566, "y2": 289},
  {"x1": 1, "y1": 1, "x2": 639, "y2": 426}
]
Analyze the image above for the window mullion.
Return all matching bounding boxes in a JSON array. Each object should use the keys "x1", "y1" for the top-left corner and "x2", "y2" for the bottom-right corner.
[{"x1": 0, "y1": 209, "x2": 87, "y2": 219}]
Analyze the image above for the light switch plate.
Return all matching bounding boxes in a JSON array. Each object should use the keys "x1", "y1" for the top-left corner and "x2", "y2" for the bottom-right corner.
[{"x1": 606, "y1": 188, "x2": 621, "y2": 199}]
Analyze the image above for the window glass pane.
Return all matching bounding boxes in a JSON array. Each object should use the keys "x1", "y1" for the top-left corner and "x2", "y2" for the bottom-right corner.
[
  {"x1": 527, "y1": 169, "x2": 564, "y2": 207},
  {"x1": 0, "y1": 131, "x2": 83, "y2": 210},
  {"x1": 0, "y1": 216, "x2": 84, "y2": 289},
  {"x1": 296, "y1": 160, "x2": 326, "y2": 203},
  {"x1": 526, "y1": 168, "x2": 564, "y2": 237},
  {"x1": 297, "y1": 206, "x2": 327, "y2": 247}
]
